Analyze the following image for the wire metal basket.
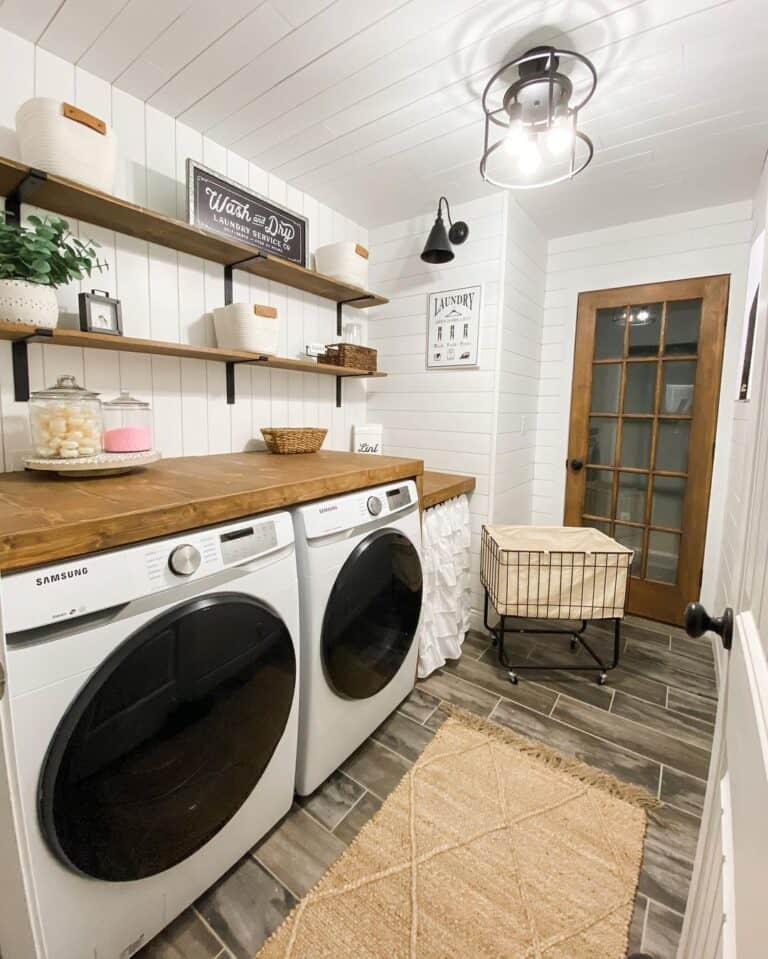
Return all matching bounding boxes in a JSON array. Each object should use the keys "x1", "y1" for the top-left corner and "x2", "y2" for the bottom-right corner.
[
  {"x1": 481, "y1": 526, "x2": 632, "y2": 621},
  {"x1": 480, "y1": 525, "x2": 633, "y2": 686}
]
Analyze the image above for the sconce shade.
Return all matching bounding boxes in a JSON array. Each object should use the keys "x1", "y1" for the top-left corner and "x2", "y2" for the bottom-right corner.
[{"x1": 421, "y1": 212, "x2": 454, "y2": 264}]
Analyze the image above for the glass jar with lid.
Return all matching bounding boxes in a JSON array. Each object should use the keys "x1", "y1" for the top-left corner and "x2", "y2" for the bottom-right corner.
[
  {"x1": 102, "y1": 391, "x2": 153, "y2": 452},
  {"x1": 30, "y1": 374, "x2": 103, "y2": 459}
]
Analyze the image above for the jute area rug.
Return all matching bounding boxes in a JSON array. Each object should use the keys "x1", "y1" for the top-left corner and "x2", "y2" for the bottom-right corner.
[{"x1": 256, "y1": 707, "x2": 656, "y2": 959}]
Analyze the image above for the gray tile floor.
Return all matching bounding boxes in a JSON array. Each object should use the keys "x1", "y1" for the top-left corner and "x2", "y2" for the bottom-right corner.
[{"x1": 138, "y1": 615, "x2": 716, "y2": 959}]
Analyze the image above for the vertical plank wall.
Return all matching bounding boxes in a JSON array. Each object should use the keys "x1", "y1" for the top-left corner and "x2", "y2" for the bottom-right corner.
[
  {"x1": 494, "y1": 197, "x2": 547, "y2": 527},
  {"x1": 535, "y1": 201, "x2": 752, "y2": 607},
  {"x1": 367, "y1": 193, "x2": 546, "y2": 621},
  {"x1": 0, "y1": 27, "x2": 369, "y2": 471}
]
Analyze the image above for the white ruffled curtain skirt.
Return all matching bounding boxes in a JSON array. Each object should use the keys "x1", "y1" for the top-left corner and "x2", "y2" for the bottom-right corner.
[{"x1": 417, "y1": 494, "x2": 472, "y2": 679}]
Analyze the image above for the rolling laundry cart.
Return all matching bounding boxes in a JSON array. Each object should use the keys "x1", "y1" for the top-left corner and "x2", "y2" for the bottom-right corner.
[{"x1": 481, "y1": 525, "x2": 633, "y2": 685}]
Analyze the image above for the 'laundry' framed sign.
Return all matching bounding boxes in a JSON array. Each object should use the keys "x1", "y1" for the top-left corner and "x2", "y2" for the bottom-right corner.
[
  {"x1": 187, "y1": 160, "x2": 308, "y2": 267},
  {"x1": 426, "y1": 285, "x2": 482, "y2": 369}
]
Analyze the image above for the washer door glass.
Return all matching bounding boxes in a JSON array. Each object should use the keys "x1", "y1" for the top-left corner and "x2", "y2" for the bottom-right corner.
[
  {"x1": 322, "y1": 529, "x2": 422, "y2": 699},
  {"x1": 39, "y1": 593, "x2": 296, "y2": 882}
]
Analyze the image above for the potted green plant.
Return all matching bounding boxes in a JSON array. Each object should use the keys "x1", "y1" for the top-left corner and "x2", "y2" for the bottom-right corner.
[{"x1": 0, "y1": 214, "x2": 106, "y2": 328}]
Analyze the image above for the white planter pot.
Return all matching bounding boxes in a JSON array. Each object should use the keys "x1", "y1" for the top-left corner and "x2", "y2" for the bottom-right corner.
[{"x1": 0, "y1": 279, "x2": 59, "y2": 328}]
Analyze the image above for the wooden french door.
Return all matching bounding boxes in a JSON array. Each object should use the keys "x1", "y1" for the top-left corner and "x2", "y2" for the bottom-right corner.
[{"x1": 564, "y1": 276, "x2": 729, "y2": 624}]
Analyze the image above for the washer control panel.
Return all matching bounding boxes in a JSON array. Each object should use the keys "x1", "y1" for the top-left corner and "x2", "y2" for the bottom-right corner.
[
  {"x1": 220, "y1": 521, "x2": 278, "y2": 565},
  {"x1": 4, "y1": 512, "x2": 292, "y2": 633},
  {"x1": 300, "y1": 480, "x2": 417, "y2": 540},
  {"x1": 168, "y1": 544, "x2": 202, "y2": 576}
]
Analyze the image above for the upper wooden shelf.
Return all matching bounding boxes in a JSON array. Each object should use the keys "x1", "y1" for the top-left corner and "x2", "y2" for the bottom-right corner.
[
  {"x1": 0, "y1": 321, "x2": 385, "y2": 379},
  {"x1": 0, "y1": 157, "x2": 388, "y2": 309}
]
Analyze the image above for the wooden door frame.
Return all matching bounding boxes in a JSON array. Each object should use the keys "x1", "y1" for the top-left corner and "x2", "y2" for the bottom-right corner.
[{"x1": 564, "y1": 275, "x2": 730, "y2": 624}]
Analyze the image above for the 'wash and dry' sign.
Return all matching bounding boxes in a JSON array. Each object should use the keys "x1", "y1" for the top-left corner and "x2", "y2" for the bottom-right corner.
[{"x1": 187, "y1": 160, "x2": 308, "y2": 267}]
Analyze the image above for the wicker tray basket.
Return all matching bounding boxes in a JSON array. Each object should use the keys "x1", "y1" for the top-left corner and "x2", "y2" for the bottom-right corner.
[
  {"x1": 318, "y1": 343, "x2": 377, "y2": 372},
  {"x1": 261, "y1": 427, "x2": 327, "y2": 454}
]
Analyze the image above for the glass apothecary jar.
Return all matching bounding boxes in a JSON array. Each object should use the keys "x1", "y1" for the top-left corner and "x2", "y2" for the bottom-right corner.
[
  {"x1": 30, "y1": 374, "x2": 103, "y2": 459},
  {"x1": 102, "y1": 391, "x2": 153, "y2": 452}
]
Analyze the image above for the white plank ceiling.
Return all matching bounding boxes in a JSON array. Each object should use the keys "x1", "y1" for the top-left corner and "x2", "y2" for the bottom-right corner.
[{"x1": 2, "y1": 0, "x2": 767, "y2": 235}]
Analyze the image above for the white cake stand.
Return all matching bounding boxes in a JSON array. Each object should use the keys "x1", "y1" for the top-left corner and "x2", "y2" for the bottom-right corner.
[{"x1": 24, "y1": 450, "x2": 161, "y2": 477}]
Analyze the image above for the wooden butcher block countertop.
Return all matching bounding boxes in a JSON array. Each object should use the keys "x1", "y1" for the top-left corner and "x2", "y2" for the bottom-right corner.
[
  {"x1": 0, "y1": 451, "x2": 424, "y2": 574},
  {"x1": 421, "y1": 471, "x2": 476, "y2": 510}
]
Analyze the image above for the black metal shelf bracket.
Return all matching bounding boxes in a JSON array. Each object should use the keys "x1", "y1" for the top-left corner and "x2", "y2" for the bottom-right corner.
[
  {"x1": 221, "y1": 263, "x2": 370, "y2": 408},
  {"x1": 336, "y1": 296, "x2": 371, "y2": 336},
  {"x1": 223, "y1": 254, "x2": 267, "y2": 306},
  {"x1": 5, "y1": 168, "x2": 48, "y2": 227},
  {"x1": 12, "y1": 329, "x2": 53, "y2": 402},
  {"x1": 224, "y1": 355, "x2": 270, "y2": 405}
]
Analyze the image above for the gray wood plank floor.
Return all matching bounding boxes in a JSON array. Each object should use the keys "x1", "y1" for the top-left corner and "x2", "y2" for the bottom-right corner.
[{"x1": 138, "y1": 615, "x2": 716, "y2": 959}]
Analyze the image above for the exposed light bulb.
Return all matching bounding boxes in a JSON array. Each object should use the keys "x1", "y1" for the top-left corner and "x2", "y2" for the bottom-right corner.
[
  {"x1": 635, "y1": 308, "x2": 650, "y2": 322},
  {"x1": 504, "y1": 119, "x2": 526, "y2": 156},
  {"x1": 546, "y1": 114, "x2": 574, "y2": 155},
  {"x1": 518, "y1": 137, "x2": 541, "y2": 175}
]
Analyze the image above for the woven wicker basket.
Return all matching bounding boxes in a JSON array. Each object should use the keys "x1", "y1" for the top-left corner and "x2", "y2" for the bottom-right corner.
[
  {"x1": 318, "y1": 343, "x2": 377, "y2": 372},
  {"x1": 261, "y1": 427, "x2": 327, "y2": 454}
]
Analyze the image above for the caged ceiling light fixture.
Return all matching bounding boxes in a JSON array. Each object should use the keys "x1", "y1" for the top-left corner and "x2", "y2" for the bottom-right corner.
[{"x1": 480, "y1": 45, "x2": 597, "y2": 190}]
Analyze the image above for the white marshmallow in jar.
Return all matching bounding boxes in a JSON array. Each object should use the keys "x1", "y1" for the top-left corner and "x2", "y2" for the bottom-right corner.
[{"x1": 29, "y1": 374, "x2": 103, "y2": 459}]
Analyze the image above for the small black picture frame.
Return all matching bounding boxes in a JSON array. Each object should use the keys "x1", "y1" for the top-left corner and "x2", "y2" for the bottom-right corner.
[{"x1": 78, "y1": 290, "x2": 123, "y2": 336}]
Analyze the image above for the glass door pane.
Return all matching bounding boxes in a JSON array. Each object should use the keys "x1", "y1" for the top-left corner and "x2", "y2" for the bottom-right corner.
[
  {"x1": 664, "y1": 299, "x2": 701, "y2": 354},
  {"x1": 582, "y1": 294, "x2": 696, "y2": 593}
]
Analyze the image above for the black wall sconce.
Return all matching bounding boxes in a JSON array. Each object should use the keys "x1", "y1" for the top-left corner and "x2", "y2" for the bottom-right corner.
[{"x1": 420, "y1": 196, "x2": 469, "y2": 264}]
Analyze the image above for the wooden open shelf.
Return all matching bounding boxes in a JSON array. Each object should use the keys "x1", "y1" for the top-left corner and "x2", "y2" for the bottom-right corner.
[
  {"x1": 0, "y1": 157, "x2": 388, "y2": 309},
  {"x1": 0, "y1": 321, "x2": 384, "y2": 379},
  {"x1": 0, "y1": 158, "x2": 389, "y2": 406}
]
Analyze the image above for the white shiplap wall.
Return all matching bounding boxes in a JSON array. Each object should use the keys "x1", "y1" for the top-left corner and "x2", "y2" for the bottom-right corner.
[
  {"x1": 367, "y1": 192, "x2": 547, "y2": 620},
  {"x1": 367, "y1": 193, "x2": 506, "y2": 618},
  {"x1": 535, "y1": 200, "x2": 753, "y2": 608},
  {"x1": 0, "y1": 27, "x2": 368, "y2": 472},
  {"x1": 493, "y1": 198, "x2": 547, "y2": 526}
]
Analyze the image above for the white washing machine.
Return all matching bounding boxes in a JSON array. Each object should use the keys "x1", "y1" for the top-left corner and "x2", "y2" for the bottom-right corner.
[
  {"x1": 2, "y1": 511, "x2": 300, "y2": 959},
  {"x1": 293, "y1": 479, "x2": 423, "y2": 796}
]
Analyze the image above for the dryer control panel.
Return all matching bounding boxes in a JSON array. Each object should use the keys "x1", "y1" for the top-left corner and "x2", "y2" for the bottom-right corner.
[
  {"x1": 3, "y1": 512, "x2": 293, "y2": 633},
  {"x1": 299, "y1": 480, "x2": 418, "y2": 540}
]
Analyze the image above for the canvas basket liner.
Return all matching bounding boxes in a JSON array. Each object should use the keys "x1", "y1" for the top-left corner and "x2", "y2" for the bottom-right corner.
[{"x1": 481, "y1": 525, "x2": 633, "y2": 620}]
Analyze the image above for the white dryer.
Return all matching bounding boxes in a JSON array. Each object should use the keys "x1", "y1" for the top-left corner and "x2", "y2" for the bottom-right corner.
[
  {"x1": 293, "y1": 479, "x2": 423, "y2": 796},
  {"x1": 2, "y1": 512, "x2": 299, "y2": 959}
]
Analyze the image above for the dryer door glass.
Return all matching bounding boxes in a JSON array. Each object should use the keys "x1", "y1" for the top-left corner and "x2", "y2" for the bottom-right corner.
[
  {"x1": 322, "y1": 529, "x2": 423, "y2": 699},
  {"x1": 39, "y1": 594, "x2": 296, "y2": 882}
]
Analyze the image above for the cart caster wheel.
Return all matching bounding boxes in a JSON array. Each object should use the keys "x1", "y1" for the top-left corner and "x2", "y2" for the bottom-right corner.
[
  {"x1": 598, "y1": 672, "x2": 607, "y2": 686},
  {"x1": 570, "y1": 638, "x2": 579, "y2": 652},
  {"x1": 508, "y1": 671, "x2": 519, "y2": 685},
  {"x1": 491, "y1": 635, "x2": 498, "y2": 647}
]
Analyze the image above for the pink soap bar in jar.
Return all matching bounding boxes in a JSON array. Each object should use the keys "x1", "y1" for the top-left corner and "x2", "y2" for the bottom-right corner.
[
  {"x1": 104, "y1": 425, "x2": 151, "y2": 452},
  {"x1": 102, "y1": 391, "x2": 152, "y2": 452}
]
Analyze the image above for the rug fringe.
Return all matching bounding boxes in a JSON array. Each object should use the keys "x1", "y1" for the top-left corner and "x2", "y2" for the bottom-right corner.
[{"x1": 440, "y1": 704, "x2": 660, "y2": 809}]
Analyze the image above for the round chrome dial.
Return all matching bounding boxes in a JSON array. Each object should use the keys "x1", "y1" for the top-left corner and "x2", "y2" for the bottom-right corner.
[
  {"x1": 367, "y1": 495, "x2": 383, "y2": 517},
  {"x1": 168, "y1": 544, "x2": 201, "y2": 576}
]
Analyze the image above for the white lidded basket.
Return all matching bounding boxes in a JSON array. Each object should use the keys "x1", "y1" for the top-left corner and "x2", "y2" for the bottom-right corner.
[
  {"x1": 315, "y1": 241, "x2": 369, "y2": 288},
  {"x1": 212, "y1": 302, "x2": 280, "y2": 354},
  {"x1": 16, "y1": 99, "x2": 117, "y2": 194}
]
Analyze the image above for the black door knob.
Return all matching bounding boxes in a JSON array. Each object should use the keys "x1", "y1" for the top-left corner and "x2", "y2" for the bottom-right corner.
[
  {"x1": 684, "y1": 601, "x2": 733, "y2": 651},
  {"x1": 569, "y1": 459, "x2": 584, "y2": 471}
]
